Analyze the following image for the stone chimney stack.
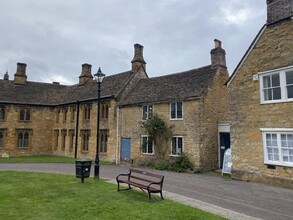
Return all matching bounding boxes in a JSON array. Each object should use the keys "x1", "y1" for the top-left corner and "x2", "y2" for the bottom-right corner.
[
  {"x1": 210, "y1": 39, "x2": 226, "y2": 68},
  {"x1": 14, "y1": 63, "x2": 27, "y2": 84},
  {"x1": 79, "y1": 63, "x2": 93, "y2": 85},
  {"x1": 131, "y1": 44, "x2": 146, "y2": 71},
  {"x1": 267, "y1": 0, "x2": 293, "y2": 24}
]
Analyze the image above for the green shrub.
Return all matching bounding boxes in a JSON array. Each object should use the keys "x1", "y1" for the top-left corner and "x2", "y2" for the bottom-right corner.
[
  {"x1": 154, "y1": 160, "x2": 169, "y2": 170},
  {"x1": 170, "y1": 154, "x2": 193, "y2": 173}
]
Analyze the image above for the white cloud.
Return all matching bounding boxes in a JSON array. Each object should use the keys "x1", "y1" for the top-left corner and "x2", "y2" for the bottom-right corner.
[{"x1": 0, "y1": 0, "x2": 267, "y2": 84}]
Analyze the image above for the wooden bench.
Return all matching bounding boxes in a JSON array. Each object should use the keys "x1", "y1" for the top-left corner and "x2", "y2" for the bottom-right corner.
[{"x1": 116, "y1": 168, "x2": 164, "y2": 201}]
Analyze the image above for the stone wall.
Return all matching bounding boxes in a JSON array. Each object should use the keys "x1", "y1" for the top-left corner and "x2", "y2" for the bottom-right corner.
[
  {"x1": 228, "y1": 19, "x2": 293, "y2": 188},
  {"x1": 119, "y1": 101, "x2": 203, "y2": 167},
  {"x1": 52, "y1": 99, "x2": 118, "y2": 162},
  {"x1": 0, "y1": 104, "x2": 54, "y2": 156},
  {"x1": 198, "y1": 66, "x2": 229, "y2": 171}
]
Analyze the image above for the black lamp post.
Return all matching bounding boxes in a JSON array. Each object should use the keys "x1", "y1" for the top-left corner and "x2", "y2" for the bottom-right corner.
[{"x1": 93, "y1": 67, "x2": 105, "y2": 179}]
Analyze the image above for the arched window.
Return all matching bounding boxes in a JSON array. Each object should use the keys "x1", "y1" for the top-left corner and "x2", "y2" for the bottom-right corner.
[
  {"x1": 0, "y1": 108, "x2": 5, "y2": 120},
  {"x1": 100, "y1": 131, "x2": 108, "y2": 153},
  {"x1": 18, "y1": 133, "x2": 23, "y2": 147},
  {"x1": 0, "y1": 131, "x2": 3, "y2": 148},
  {"x1": 17, "y1": 132, "x2": 29, "y2": 148},
  {"x1": 82, "y1": 130, "x2": 90, "y2": 151},
  {"x1": 24, "y1": 132, "x2": 29, "y2": 148}
]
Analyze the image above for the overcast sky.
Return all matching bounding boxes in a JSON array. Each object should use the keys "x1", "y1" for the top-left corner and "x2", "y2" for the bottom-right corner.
[{"x1": 0, "y1": 0, "x2": 267, "y2": 85}]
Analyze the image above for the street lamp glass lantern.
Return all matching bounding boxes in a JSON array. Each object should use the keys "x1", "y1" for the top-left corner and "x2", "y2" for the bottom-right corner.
[{"x1": 94, "y1": 67, "x2": 106, "y2": 83}]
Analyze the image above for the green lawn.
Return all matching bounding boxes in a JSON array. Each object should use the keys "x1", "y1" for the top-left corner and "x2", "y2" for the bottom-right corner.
[
  {"x1": 0, "y1": 171, "x2": 226, "y2": 220},
  {"x1": 0, "y1": 155, "x2": 76, "y2": 163},
  {"x1": 0, "y1": 155, "x2": 114, "y2": 164}
]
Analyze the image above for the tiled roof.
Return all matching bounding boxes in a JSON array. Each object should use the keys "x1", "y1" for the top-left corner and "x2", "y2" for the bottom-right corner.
[
  {"x1": 0, "y1": 70, "x2": 133, "y2": 106},
  {"x1": 119, "y1": 65, "x2": 217, "y2": 106}
]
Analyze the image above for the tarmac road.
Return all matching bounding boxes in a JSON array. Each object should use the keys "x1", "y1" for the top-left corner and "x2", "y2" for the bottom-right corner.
[{"x1": 0, "y1": 163, "x2": 292, "y2": 220}]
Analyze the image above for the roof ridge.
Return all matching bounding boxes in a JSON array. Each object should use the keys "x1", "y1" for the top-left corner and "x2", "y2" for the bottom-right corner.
[{"x1": 147, "y1": 65, "x2": 213, "y2": 80}]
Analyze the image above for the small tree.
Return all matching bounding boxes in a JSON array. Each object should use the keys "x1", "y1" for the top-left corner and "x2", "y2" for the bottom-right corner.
[{"x1": 141, "y1": 114, "x2": 173, "y2": 160}]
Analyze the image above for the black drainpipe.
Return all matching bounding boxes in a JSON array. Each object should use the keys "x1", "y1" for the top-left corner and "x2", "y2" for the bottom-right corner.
[{"x1": 74, "y1": 100, "x2": 80, "y2": 159}]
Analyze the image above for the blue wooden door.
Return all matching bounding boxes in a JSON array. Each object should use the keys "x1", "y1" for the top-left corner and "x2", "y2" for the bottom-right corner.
[{"x1": 121, "y1": 138, "x2": 131, "y2": 162}]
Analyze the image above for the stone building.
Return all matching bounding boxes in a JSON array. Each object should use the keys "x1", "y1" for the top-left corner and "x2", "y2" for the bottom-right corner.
[
  {"x1": 0, "y1": 41, "x2": 228, "y2": 171},
  {"x1": 118, "y1": 39, "x2": 229, "y2": 171},
  {"x1": 227, "y1": 0, "x2": 293, "y2": 188},
  {"x1": 0, "y1": 44, "x2": 147, "y2": 163}
]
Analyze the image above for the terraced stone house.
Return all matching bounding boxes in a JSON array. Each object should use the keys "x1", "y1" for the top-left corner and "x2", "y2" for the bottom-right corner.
[
  {"x1": 118, "y1": 40, "x2": 229, "y2": 171},
  {"x1": 227, "y1": 0, "x2": 293, "y2": 188},
  {"x1": 0, "y1": 41, "x2": 228, "y2": 171},
  {"x1": 0, "y1": 44, "x2": 148, "y2": 163}
]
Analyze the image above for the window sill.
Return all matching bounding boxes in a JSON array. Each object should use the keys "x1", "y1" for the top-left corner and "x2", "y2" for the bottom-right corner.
[
  {"x1": 140, "y1": 153, "x2": 154, "y2": 156},
  {"x1": 261, "y1": 99, "x2": 293, "y2": 105},
  {"x1": 169, "y1": 154, "x2": 182, "y2": 157},
  {"x1": 264, "y1": 161, "x2": 293, "y2": 168},
  {"x1": 18, "y1": 120, "x2": 31, "y2": 123},
  {"x1": 170, "y1": 118, "x2": 183, "y2": 121},
  {"x1": 18, "y1": 147, "x2": 28, "y2": 150}
]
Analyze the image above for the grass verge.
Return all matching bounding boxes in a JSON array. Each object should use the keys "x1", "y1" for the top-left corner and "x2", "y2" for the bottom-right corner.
[
  {"x1": 0, "y1": 171, "x2": 226, "y2": 220},
  {"x1": 0, "y1": 155, "x2": 113, "y2": 164}
]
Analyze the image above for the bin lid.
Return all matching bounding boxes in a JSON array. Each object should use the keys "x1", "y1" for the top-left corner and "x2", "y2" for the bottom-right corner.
[{"x1": 75, "y1": 159, "x2": 92, "y2": 163}]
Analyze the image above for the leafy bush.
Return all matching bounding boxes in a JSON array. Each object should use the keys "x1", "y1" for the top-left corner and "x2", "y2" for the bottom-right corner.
[
  {"x1": 169, "y1": 154, "x2": 193, "y2": 173},
  {"x1": 154, "y1": 160, "x2": 170, "y2": 170}
]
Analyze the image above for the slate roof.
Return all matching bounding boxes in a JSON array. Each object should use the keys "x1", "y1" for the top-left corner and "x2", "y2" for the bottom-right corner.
[
  {"x1": 0, "y1": 70, "x2": 133, "y2": 106},
  {"x1": 119, "y1": 65, "x2": 218, "y2": 106}
]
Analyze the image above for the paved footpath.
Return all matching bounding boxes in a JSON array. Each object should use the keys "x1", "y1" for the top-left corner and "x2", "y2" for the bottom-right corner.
[{"x1": 0, "y1": 163, "x2": 292, "y2": 220}]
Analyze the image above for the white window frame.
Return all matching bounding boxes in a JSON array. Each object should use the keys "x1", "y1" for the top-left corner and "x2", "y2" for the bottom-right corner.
[
  {"x1": 142, "y1": 105, "x2": 153, "y2": 120},
  {"x1": 261, "y1": 128, "x2": 293, "y2": 167},
  {"x1": 170, "y1": 101, "x2": 183, "y2": 120},
  {"x1": 171, "y1": 136, "x2": 183, "y2": 156},
  {"x1": 259, "y1": 66, "x2": 293, "y2": 104},
  {"x1": 141, "y1": 135, "x2": 154, "y2": 155}
]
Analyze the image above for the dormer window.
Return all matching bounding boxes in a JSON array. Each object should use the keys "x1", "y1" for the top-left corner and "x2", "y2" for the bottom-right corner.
[{"x1": 259, "y1": 66, "x2": 293, "y2": 104}]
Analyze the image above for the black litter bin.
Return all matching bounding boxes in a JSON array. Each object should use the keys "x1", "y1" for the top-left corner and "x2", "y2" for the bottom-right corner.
[{"x1": 75, "y1": 159, "x2": 92, "y2": 183}]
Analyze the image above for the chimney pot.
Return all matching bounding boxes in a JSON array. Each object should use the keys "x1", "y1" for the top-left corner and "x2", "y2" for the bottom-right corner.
[{"x1": 214, "y1": 39, "x2": 222, "y2": 48}]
